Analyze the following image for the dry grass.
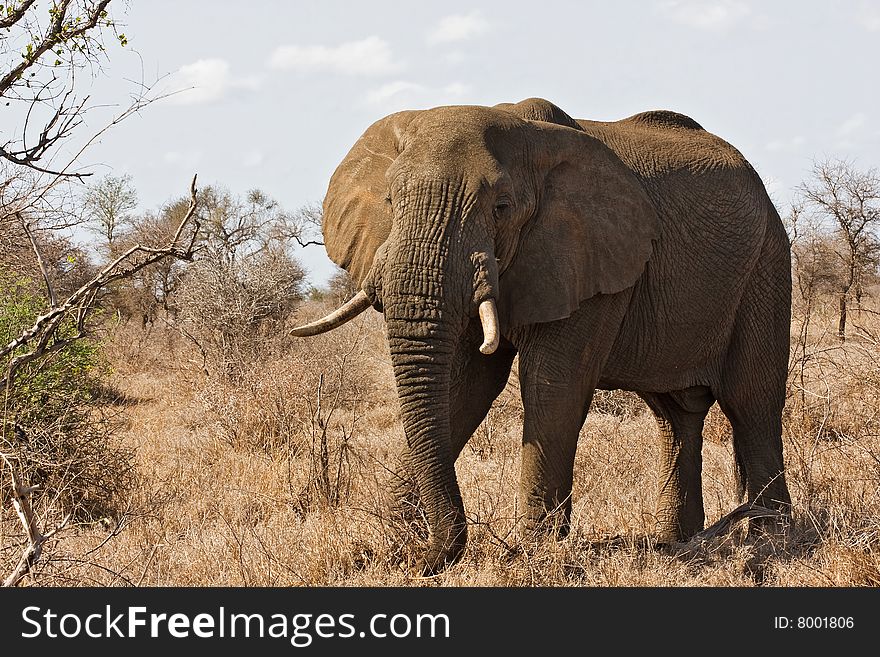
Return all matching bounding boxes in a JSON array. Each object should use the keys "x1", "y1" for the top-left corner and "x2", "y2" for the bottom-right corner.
[{"x1": 7, "y1": 299, "x2": 880, "y2": 587}]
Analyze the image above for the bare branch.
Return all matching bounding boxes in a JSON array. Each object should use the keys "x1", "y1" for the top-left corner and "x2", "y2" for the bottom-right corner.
[
  {"x1": 1, "y1": 450, "x2": 72, "y2": 587},
  {"x1": 20, "y1": 214, "x2": 58, "y2": 307},
  {"x1": 0, "y1": 1, "x2": 113, "y2": 96}
]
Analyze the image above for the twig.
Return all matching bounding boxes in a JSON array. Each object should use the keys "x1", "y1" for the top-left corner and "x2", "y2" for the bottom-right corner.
[
  {"x1": 135, "y1": 543, "x2": 163, "y2": 587},
  {"x1": 20, "y1": 214, "x2": 57, "y2": 308}
]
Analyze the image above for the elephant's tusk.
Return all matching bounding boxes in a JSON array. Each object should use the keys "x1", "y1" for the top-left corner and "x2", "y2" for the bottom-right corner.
[
  {"x1": 290, "y1": 290, "x2": 372, "y2": 337},
  {"x1": 478, "y1": 299, "x2": 499, "y2": 355}
]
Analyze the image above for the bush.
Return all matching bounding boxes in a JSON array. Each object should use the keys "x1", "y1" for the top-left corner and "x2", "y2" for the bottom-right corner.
[{"x1": 0, "y1": 276, "x2": 134, "y2": 523}]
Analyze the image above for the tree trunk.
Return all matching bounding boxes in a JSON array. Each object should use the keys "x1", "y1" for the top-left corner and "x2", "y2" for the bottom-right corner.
[{"x1": 838, "y1": 291, "x2": 847, "y2": 342}]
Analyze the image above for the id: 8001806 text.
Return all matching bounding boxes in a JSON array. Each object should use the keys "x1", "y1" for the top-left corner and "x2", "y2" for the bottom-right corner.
[{"x1": 774, "y1": 616, "x2": 854, "y2": 630}]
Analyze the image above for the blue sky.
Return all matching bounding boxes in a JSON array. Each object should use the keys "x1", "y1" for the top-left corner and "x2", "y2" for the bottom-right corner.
[{"x1": 79, "y1": 0, "x2": 880, "y2": 285}]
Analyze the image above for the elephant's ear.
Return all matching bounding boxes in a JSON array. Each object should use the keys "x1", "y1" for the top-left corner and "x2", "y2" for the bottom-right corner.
[
  {"x1": 499, "y1": 124, "x2": 660, "y2": 327},
  {"x1": 323, "y1": 110, "x2": 420, "y2": 286}
]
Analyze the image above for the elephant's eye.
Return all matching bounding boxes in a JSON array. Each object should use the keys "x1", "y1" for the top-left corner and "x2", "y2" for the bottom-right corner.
[{"x1": 493, "y1": 202, "x2": 511, "y2": 221}]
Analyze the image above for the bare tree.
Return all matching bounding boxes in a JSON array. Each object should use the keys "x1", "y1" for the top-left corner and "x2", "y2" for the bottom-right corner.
[
  {"x1": 173, "y1": 186, "x2": 307, "y2": 377},
  {"x1": 328, "y1": 267, "x2": 358, "y2": 304},
  {"x1": 83, "y1": 173, "x2": 138, "y2": 247},
  {"x1": 0, "y1": 0, "x2": 124, "y2": 177},
  {"x1": 1, "y1": 178, "x2": 200, "y2": 587},
  {"x1": 797, "y1": 159, "x2": 880, "y2": 340},
  {"x1": 2, "y1": 177, "x2": 200, "y2": 390},
  {"x1": 0, "y1": 1, "x2": 206, "y2": 587},
  {"x1": 271, "y1": 201, "x2": 324, "y2": 249}
]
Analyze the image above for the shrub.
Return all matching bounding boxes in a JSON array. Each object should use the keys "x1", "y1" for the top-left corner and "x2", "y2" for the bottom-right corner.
[{"x1": 0, "y1": 276, "x2": 134, "y2": 523}]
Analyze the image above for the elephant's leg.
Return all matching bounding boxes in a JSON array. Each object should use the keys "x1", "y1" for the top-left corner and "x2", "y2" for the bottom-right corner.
[
  {"x1": 388, "y1": 319, "x2": 516, "y2": 525},
  {"x1": 639, "y1": 386, "x2": 714, "y2": 543},
  {"x1": 716, "y1": 233, "x2": 792, "y2": 532},
  {"x1": 717, "y1": 384, "x2": 791, "y2": 534},
  {"x1": 716, "y1": 350, "x2": 791, "y2": 529},
  {"x1": 514, "y1": 294, "x2": 630, "y2": 537},
  {"x1": 448, "y1": 325, "x2": 517, "y2": 457},
  {"x1": 517, "y1": 375, "x2": 591, "y2": 537}
]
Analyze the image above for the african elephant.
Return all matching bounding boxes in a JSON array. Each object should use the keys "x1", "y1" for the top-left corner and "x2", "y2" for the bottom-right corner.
[{"x1": 291, "y1": 97, "x2": 792, "y2": 574}]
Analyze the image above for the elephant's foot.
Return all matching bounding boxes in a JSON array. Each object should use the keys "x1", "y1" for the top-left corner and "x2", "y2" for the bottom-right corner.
[
  {"x1": 654, "y1": 506, "x2": 705, "y2": 546},
  {"x1": 745, "y1": 498, "x2": 791, "y2": 539},
  {"x1": 519, "y1": 497, "x2": 573, "y2": 543},
  {"x1": 653, "y1": 498, "x2": 705, "y2": 548},
  {"x1": 415, "y1": 522, "x2": 468, "y2": 576}
]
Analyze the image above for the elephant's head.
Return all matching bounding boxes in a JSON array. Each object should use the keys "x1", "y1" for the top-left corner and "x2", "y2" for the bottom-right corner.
[{"x1": 292, "y1": 98, "x2": 659, "y2": 573}]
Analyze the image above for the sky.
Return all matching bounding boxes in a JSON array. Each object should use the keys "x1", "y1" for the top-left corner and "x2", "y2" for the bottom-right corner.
[{"x1": 73, "y1": 0, "x2": 880, "y2": 285}]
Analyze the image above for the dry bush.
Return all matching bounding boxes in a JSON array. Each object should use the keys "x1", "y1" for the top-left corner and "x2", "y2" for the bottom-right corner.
[
  {"x1": 176, "y1": 249, "x2": 305, "y2": 378},
  {"x1": 193, "y1": 301, "x2": 385, "y2": 451},
  {"x1": 778, "y1": 291, "x2": 880, "y2": 584},
  {"x1": 590, "y1": 389, "x2": 645, "y2": 419},
  {"x1": 1, "y1": 275, "x2": 136, "y2": 520},
  {"x1": 185, "y1": 302, "x2": 394, "y2": 535},
  {"x1": 1, "y1": 276, "x2": 137, "y2": 585}
]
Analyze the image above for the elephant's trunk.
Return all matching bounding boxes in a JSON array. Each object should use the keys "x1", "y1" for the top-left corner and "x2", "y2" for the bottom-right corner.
[
  {"x1": 383, "y1": 231, "x2": 469, "y2": 572},
  {"x1": 386, "y1": 311, "x2": 466, "y2": 573}
]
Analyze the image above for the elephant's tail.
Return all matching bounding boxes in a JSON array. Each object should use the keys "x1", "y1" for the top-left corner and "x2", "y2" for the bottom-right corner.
[{"x1": 733, "y1": 454, "x2": 746, "y2": 503}]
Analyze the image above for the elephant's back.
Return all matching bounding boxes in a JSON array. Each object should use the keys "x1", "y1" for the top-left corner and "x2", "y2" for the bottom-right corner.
[{"x1": 576, "y1": 113, "x2": 754, "y2": 181}]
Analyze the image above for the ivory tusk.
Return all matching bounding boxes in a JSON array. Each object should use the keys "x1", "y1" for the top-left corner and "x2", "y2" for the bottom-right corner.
[
  {"x1": 478, "y1": 299, "x2": 499, "y2": 355},
  {"x1": 289, "y1": 290, "x2": 371, "y2": 337}
]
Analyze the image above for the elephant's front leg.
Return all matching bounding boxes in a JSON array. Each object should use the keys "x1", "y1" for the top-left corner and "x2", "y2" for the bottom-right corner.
[
  {"x1": 388, "y1": 319, "x2": 516, "y2": 527},
  {"x1": 514, "y1": 294, "x2": 630, "y2": 537},
  {"x1": 518, "y1": 374, "x2": 589, "y2": 536}
]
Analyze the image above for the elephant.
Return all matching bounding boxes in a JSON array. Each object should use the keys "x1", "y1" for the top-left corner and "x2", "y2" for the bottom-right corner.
[{"x1": 291, "y1": 97, "x2": 792, "y2": 574}]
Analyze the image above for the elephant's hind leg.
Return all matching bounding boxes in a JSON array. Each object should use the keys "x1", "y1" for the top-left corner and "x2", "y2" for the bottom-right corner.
[
  {"x1": 639, "y1": 386, "x2": 714, "y2": 543},
  {"x1": 716, "y1": 225, "x2": 792, "y2": 529}
]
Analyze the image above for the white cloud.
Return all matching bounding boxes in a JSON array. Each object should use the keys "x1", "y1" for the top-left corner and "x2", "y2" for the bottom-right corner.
[
  {"x1": 242, "y1": 151, "x2": 264, "y2": 168},
  {"x1": 267, "y1": 36, "x2": 399, "y2": 75},
  {"x1": 859, "y1": 2, "x2": 880, "y2": 30},
  {"x1": 658, "y1": 1, "x2": 751, "y2": 30},
  {"x1": 163, "y1": 150, "x2": 202, "y2": 170},
  {"x1": 365, "y1": 81, "x2": 426, "y2": 106},
  {"x1": 765, "y1": 135, "x2": 805, "y2": 153},
  {"x1": 444, "y1": 51, "x2": 467, "y2": 65},
  {"x1": 363, "y1": 80, "x2": 469, "y2": 110},
  {"x1": 427, "y1": 11, "x2": 490, "y2": 44},
  {"x1": 442, "y1": 82, "x2": 469, "y2": 96},
  {"x1": 836, "y1": 112, "x2": 867, "y2": 137},
  {"x1": 167, "y1": 58, "x2": 261, "y2": 105}
]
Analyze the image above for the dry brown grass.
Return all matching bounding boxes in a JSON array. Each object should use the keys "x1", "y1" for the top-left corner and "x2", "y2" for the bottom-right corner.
[{"x1": 8, "y1": 299, "x2": 880, "y2": 587}]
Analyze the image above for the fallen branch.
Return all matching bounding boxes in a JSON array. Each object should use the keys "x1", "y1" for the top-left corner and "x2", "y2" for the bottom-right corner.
[
  {"x1": 685, "y1": 502, "x2": 782, "y2": 544},
  {"x1": 1, "y1": 451, "x2": 71, "y2": 587}
]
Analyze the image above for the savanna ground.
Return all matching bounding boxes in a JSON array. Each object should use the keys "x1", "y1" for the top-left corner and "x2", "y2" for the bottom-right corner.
[{"x1": 7, "y1": 293, "x2": 880, "y2": 587}]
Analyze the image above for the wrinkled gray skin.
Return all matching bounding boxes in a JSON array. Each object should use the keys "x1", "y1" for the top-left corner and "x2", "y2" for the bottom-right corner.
[{"x1": 304, "y1": 98, "x2": 792, "y2": 574}]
